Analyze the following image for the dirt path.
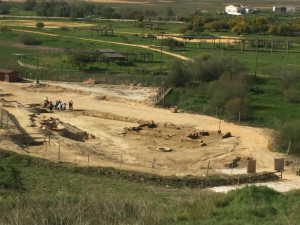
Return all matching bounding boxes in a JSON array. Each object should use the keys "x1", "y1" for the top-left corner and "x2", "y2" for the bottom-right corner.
[{"x1": 12, "y1": 28, "x2": 191, "y2": 61}]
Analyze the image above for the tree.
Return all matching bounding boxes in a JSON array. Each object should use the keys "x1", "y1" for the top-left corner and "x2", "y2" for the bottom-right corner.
[
  {"x1": 23, "y1": 0, "x2": 36, "y2": 11},
  {"x1": 231, "y1": 20, "x2": 250, "y2": 34},
  {"x1": 190, "y1": 54, "x2": 246, "y2": 82},
  {"x1": 135, "y1": 14, "x2": 144, "y2": 22},
  {"x1": 36, "y1": 22, "x2": 44, "y2": 30},
  {"x1": 0, "y1": 0, "x2": 10, "y2": 14},
  {"x1": 145, "y1": 9, "x2": 157, "y2": 20},
  {"x1": 285, "y1": 87, "x2": 300, "y2": 103},
  {"x1": 101, "y1": 6, "x2": 120, "y2": 19},
  {"x1": 164, "y1": 38, "x2": 184, "y2": 50},
  {"x1": 279, "y1": 65, "x2": 300, "y2": 89},
  {"x1": 208, "y1": 73, "x2": 250, "y2": 108},
  {"x1": 204, "y1": 20, "x2": 228, "y2": 31},
  {"x1": 251, "y1": 17, "x2": 268, "y2": 34},
  {"x1": 225, "y1": 98, "x2": 252, "y2": 120},
  {"x1": 268, "y1": 24, "x2": 278, "y2": 35},
  {"x1": 166, "y1": 7, "x2": 174, "y2": 17},
  {"x1": 178, "y1": 26, "x2": 187, "y2": 34},
  {"x1": 0, "y1": 26, "x2": 11, "y2": 35},
  {"x1": 277, "y1": 24, "x2": 294, "y2": 36},
  {"x1": 228, "y1": 16, "x2": 245, "y2": 29},
  {"x1": 166, "y1": 60, "x2": 189, "y2": 87}
]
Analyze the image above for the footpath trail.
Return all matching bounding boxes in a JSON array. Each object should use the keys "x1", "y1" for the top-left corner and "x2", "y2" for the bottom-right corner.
[{"x1": 12, "y1": 28, "x2": 191, "y2": 61}]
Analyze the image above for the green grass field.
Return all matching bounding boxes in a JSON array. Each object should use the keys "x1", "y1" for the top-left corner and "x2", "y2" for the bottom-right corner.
[
  {"x1": 1, "y1": 17, "x2": 300, "y2": 127},
  {"x1": 1, "y1": 149, "x2": 299, "y2": 225}
]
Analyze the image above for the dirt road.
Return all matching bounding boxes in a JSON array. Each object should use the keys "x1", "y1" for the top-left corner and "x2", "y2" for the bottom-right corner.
[{"x1": 12, "y1": 28, "x2": 191, "y2": 61}]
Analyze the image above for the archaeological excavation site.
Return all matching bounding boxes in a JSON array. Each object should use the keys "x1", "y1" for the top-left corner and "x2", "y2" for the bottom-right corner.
[{"x1": 0, "y1": 81, "x2": 299, "y2": 190}]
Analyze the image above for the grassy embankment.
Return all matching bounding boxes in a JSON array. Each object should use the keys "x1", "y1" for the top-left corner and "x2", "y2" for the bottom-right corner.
[{"x1": 0, "y1": 149, "x2": 299, "y2": 225}]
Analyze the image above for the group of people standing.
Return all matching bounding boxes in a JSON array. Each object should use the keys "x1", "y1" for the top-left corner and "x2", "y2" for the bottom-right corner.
[{"x1": 44, "y1": 97, "x2": 73, "y2": 111}]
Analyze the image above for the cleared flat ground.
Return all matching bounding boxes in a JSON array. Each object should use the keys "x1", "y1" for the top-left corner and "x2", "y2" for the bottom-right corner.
[{"x1": 1, "y1": 80, "x2": 300, "y2": 191}]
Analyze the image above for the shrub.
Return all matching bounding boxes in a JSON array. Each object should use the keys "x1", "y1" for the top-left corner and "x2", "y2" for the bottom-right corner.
[
  {"x1": 277, "y1": 120, "x2": 300, "y2": 155},
  {"x1": 19, "y1": 34, "x2": 40, "y2": 45},
  {"x1": 0, "y1": 1, "x2": 10, "y2": 14},
  {"x1": 163, "y1": 38, "x2": 184, "y2": 50},
  {"x1": 0, "y1": 166, "x2": 23, "y2": 190},
  {"x1": 166, "y1": 60, "x2": 190, "y2": 87},
  {"x1": 225, "y1": 97, "x2": 252, "y2": 120},
  {"x1": 208, "y1": 73, "x2": 250, "y2": 108},
  {"x1": 178, "y1": 26, "x2": 187, "y2": 34},
  {"x1": 23, "y1": 0, "x2": 36, "y2": 11},
  {"x1": 190, "y1": 54, "x2": 246, "y2": 82},
  {"x1": 285, "y1": 87, "x2": 300, "y2": 103},
  {"x1": 279, "y1": 65, "x2": 300, "y2": 89},
  {"x1": 36, "y1": 22, "x2": 44, "y2": 30},
  {"x1": 147, "y1": 33, "x2": 156, "y2": 39},
  {"x1": 60, "y1": 26, "x2": 69, "y2": 30},
  {"x1": 0, "y1": 26, "x2": 11, "y2": 35}
]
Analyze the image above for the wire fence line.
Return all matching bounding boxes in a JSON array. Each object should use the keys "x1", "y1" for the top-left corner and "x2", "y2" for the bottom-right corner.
[
  {"x1": 19, "y1": 68, "x2": 165, "y2": 87},
  {"x1": 0, "y1": 108, "x2": 11, "y2": 133},
  {"x1": 161, "y1": 101, "x2": 284, "y2": 130},
  {"x1": 35, "y1": 139, "x2": 300, "y2": 178}
]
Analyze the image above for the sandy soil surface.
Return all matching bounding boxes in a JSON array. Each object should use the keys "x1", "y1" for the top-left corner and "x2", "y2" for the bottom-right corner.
[
  {"x1": 210, "y1": 174, "x2": 300, "y2": 193},
  {"x1": 43, "y1": 81, "x2": 158, "y2": 103},
  {"x1": 0, "y1": 20, "x2": 94, "y2": 28},
  {"x1": 158, "y1": 34, "x2": 243, "y2": 44},
  {"x1": 1, "y1": 81, "x2": 300, "y2": 193}
]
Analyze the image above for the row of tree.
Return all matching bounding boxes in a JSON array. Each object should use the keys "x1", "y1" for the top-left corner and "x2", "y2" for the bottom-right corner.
[
  {"x1": 0, "y1": 0, "x2": 175, "y2": 20},
  {"x1": 180, "y1": 15, "x2": 300, "y2": 36}
]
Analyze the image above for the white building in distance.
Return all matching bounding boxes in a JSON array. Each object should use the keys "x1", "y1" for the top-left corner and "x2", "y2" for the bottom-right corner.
[
  {"x1": 273, "y1": 6, "x2": 296, "y2": 13},
  {"x1": 225, "y1": 5, "x2": 254, "y2": 15}
]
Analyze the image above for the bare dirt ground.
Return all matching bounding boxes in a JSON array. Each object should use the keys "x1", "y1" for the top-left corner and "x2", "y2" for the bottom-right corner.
[
  {"x1": 0, "y1": 81, "x2": 300, "y2": 192},
  {"x1": 157, "y1": 34, "x2": 243, "y2": 44},
  {"x1": 0, "y1": 20, "x2": 94, "y2": 28}
]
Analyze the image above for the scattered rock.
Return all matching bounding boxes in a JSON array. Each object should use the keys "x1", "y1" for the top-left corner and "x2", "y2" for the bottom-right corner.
[
  {"x1": 222, "y1": 132, "x2": 231, "y2": 139},
  {"x1": 170, "y1": 106, "x2": 178, "y2": 113},
  {"x1": 126, "y1": 126, "x2": 142, "y2": 132},
  {"x1": 201, "y1": 131, "x2": 209, "y2": 136},
  {"x1": 140, "y1": 120, "x2": 156, "y2": 128},
  {"x1": 82, "y1": 78, "x2": 97, "y2": 85},
  {"x1": 164, "y1": 122, "x2": 179, "y2": 129},
  {"x1": 285, "y1": 160, "x2": 293, "y2": 166},
  {"x1": 187, "y1": 131, "x2": 209, "y2": 139},
  {"x1": 201, "y1": 143, "x2": 207, "y2": 147},
  {"x1": 95, "y1": 94, "x2": 106, "y2": 101},
  {"x1": 187, "y1": 132, "x2": 201, "y2": 139},
  {"x1": 156, "y1": 147, "x2": 172, "y2": 152},
  {"x1": 88, "y1": 133, "x2": 95, "y2": 139},
  {"x1": 225, "y1": 157, "x2": 241, "y2": 168}
]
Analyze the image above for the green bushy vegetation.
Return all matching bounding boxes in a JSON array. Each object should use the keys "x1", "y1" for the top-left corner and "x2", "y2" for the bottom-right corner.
[
  {"x1": 0, "y1": 166, "x2": 22, "y2": 190},
  {"x1": 277, "y1": 120, "x2": 300, "y2": 155},
  {"x1": 19, "y1": 33, "x2": 40, "y2": 45},
  {"x1": 0, "y1": 149, "x2": 299, "y2": 225}
]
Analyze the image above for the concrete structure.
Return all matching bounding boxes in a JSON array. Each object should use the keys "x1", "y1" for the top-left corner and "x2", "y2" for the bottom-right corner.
[
  {"x1": 273, "y1": 6, "x2": 296, "y2": 13},
  {"x1": 225, "y1": 5, "x2": 254, "y2": 15},
  {"x1": 0, "y1": 69, "x2": 19, "y2": 82}
]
